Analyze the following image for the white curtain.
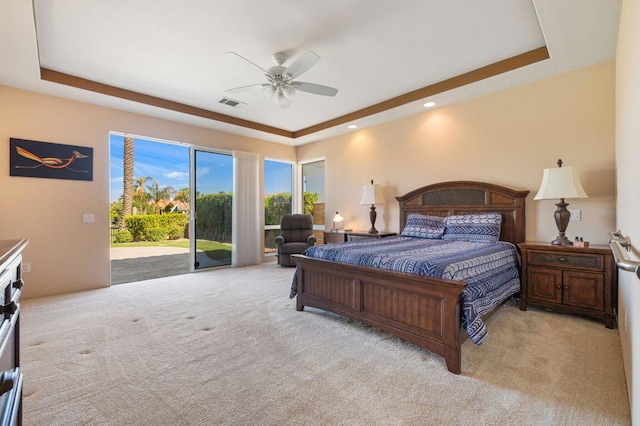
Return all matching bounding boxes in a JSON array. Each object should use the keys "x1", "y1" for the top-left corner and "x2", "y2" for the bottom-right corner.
[{"x1": 232, "y1": 150, "x2": 262, "y2": 267}]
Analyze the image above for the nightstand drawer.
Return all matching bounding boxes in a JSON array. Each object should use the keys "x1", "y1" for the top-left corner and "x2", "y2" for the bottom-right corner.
[
  {"x1": 323, "y1": 232, "x2": 347, "y2": 244},
  {"x1": 527, "y1": 250, "x2": 603, "y2": 272},
  {"x1": 345, "y1": 232, "x2": 396, "y2": 241}
]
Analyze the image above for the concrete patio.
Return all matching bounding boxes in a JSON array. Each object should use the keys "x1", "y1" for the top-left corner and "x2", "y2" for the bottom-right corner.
[{"x1": 110, "y1": 247, "x2": 191, "y2": 284}]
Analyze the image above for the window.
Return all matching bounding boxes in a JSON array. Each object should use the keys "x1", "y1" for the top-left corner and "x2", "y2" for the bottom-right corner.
[{"x1": 264, "y1": 159, "x2": 293, "y2": 254}]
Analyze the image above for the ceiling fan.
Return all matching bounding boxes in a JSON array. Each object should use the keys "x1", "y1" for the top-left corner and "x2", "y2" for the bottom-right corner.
[{"x1": 225, "y1": 51, "x2": 338, "y2": 108}]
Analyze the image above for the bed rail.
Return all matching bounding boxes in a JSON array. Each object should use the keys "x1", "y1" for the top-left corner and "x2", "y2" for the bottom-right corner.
[{"x1": 609, "y1": 231, "x2": 640, "y2": 280}]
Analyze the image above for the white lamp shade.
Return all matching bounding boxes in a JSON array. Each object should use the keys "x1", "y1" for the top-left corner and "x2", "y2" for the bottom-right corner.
[
  {"x1": 534, "y1": 166, "x2": 588, "y2": 200},
  {"x1": 332, "y1": 211, "x2": 344, "y2": 230},
  {"x1": 360, "y1": 183, "x2": 385, "y2": 205}
]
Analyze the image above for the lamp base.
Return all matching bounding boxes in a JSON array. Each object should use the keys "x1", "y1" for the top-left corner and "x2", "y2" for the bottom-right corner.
[
  {"x1": 551, "y1": 199, "x2": 573, "y2": 246},
  {"x1": 368, "y1": 205, "x2": 378, "y2": 234},
  {"x1": 551, "y1": 235, "x2": 573, "y2": 246}
]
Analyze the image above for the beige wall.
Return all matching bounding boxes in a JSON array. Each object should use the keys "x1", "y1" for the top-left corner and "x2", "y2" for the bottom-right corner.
[
  {"x1": 0, "y1": 85, "x2": 296, "y2": 299},
  {"x1": 0, "y1": 61, "x2": 617, "y2": 301},
  {"x1": 616, "y1": 0, "x2": 640, "y2": 421},
  {"x1": 297, "y1": 61, "x2": 616, "y2": 246}
]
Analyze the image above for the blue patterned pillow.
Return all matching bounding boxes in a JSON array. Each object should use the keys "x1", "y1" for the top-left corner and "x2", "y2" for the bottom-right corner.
[
  {"x1": 401, "y1": 213, "x2": 445, "y2": 239},
  {"x1": 442, "y1": 213, "x2": 502, "y2": 242}
]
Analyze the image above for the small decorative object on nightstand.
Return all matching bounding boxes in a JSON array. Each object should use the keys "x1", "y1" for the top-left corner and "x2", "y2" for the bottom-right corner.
[
  {"x1": 359, "y1": 179, "x2": 385, "y2": 234},
  {"x1": 346, "y1": 231, "x2": 396, "y2": 242},
  {"x1": 518, "y1": 241, "x2": 617, "y2": 328},
  {"x1": 534, "y1": 159, "x2": 588, "y2": 246}
]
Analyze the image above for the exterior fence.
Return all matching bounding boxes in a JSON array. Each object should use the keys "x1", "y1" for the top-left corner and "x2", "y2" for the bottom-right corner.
[{"x1": 110, "y1": 226, "x2": 119, "y2": 243}]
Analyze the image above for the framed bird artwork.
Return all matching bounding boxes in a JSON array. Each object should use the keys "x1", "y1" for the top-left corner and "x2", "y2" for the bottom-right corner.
[{"x1": 9, "y1": 138, "x2": 93, "y2": 181}]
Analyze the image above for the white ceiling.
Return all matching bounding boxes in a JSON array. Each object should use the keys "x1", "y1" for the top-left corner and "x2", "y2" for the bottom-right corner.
[{"x1": 0, "y1": 0, "x2": 621, "y2": 146}]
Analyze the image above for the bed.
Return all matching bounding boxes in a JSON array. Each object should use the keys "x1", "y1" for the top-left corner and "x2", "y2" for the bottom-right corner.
[{"x1": 291, "y1": 181, "x2": 529, "y2": 374}]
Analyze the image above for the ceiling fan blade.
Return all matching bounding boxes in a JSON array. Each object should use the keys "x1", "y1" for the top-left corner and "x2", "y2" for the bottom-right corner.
[
  {"x1": 225, "y1": 51, "x2": 269, "y2": 74},
  {"x1": 284, "y1": 51, "x2": 320, "y2": 79},
  {"x1": 294, "y1": 82, "x2": 338, "y2": 97},
  {"x1": 225, "y1": 83, "x2": 268, "y2": 93}
]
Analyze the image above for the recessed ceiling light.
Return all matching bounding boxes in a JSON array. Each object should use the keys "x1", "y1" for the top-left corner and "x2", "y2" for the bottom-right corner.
[
  {"x1": 348, "y1": 124, "x2": 358, "y2": 129},
  {"x1": 423, "y1": 101, "x2": 437, "y2": 108}
]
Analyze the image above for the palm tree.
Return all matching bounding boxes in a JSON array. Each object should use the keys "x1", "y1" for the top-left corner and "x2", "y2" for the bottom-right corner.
[
  {"x1": 132, "y1": 176, "x2": 152, "y2": 213},
  {"x1": 147, "y1": 180, "x2": 175, "y2": 213},
  {"x1": 119, "y1": 135, "x2": 134, "y2": 229},
  {"x1": 134, "y1": 176, "x2": 152, "y2": 195},
  {"x1": 174, "y1": 187, "x2": 190, "y2": 204}
]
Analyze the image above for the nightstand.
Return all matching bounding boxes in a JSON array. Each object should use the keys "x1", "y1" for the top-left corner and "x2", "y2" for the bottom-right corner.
[
  {"x1": 518, "y1": 242, "x2": 617, "y2": 328},
  {"x1": 345, "y1": 231, "x2": 397, "y2": 241},
  {"x1": 323, "y1": 231, "x2": 348, "y2": 244}
]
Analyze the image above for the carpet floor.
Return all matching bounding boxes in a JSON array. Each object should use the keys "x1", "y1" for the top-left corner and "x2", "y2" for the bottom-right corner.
[{"x1": 21, "y1": 263, "x2": 630, "y2": 425}]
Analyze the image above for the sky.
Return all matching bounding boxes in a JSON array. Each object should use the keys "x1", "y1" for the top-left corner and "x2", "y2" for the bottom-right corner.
[
  {"x1": 109, "y1": 134, "x2": 292, "y2": 202},
  {"x1": 264, "y1": 160, "x2": 292, "y2": 194}
]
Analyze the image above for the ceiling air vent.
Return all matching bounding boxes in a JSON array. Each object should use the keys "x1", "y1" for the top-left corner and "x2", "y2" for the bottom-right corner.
[{"x1": 218, "y1": 97, "x2": 246, "y2": 108}]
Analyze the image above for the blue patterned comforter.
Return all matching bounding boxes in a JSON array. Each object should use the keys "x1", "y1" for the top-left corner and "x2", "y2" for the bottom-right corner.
[{"x1": 290, "y1": 236, "x2": 521, "y2": 344}]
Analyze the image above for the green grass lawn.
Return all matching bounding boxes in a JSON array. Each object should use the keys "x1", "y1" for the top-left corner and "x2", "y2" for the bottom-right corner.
[
  {"x1": 111, "y1": 238, "x2": 187, "y2": 248},
  {"x1": 111, "y1": 238, "x2": 230, "y2": 252}
]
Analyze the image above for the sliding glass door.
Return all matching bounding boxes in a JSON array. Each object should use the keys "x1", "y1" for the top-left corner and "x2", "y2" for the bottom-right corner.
[{"x1": 191, "y1": 149, "x2": 233, "y2": 270}]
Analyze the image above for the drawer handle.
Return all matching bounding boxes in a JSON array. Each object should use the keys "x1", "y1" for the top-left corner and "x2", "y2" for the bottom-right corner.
[
  {"x1": 0, "y1": 302, "x2": 16, "y2": 316},
  {"x1": 12, "y1": 279, "x2": 23, "y2": 290},
  {"x1": 0, "y1": 371, "x2": 16, "y2": 396},
  {"x1": 559, "y1": 257, "x2": 567, "y2": 263}
]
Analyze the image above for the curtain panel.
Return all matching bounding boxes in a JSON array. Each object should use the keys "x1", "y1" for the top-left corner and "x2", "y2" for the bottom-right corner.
[{"x1": 232, "y1": 150, "x2": 262, "y2": 267}]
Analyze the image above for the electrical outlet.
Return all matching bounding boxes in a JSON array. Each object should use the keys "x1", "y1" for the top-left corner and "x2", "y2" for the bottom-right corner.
[
  {"x1": 569, "y1": 209, "x2": 581, "y2": 221},
  {"x1": 82, "y1": 213, "x2": 95, "y2": 223},
  {"x1": 23, "y1": 262, "x2": 31, "y2": 273}
]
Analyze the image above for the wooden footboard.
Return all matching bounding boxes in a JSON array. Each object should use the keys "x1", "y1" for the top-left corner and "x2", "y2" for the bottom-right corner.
[{"x1": 293, "y1": 254, "x2": 467, "y2": 374}]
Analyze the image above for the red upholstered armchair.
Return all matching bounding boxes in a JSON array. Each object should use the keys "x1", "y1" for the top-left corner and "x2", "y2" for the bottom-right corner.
[{"x1": 275, "y1": 214, "x2": 317, "y2": 266}]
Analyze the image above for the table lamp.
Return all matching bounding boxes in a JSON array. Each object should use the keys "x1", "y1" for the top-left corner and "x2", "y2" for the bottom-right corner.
[
  {"x1": 360, "y1": 179, "x2": 385, "y2": 234},
  {"x1": 332, "y1": 211, "x2": 344, "y2": 231},
  {"x1": 534, "y1": 159, "x2": 588, "y2": 246}
]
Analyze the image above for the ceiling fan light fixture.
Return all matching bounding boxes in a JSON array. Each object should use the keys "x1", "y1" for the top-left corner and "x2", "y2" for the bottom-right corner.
[
  {"x1": 275, "y1": 89, "x2": 287, "y2": 105},
  {"x1": 282, "y1": 85, "x2": 295, "y2": 99},
  {"x1": 263, "y1": 84, "x2": 276, "y2": 97}
]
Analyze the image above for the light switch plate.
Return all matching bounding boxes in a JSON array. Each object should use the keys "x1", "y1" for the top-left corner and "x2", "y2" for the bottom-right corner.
[{"x1": 569, "y1": 210, "x2": 581, "y2": 221}]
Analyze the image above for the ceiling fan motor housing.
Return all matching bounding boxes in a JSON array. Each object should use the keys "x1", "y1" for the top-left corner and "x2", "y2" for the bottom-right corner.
[{"x1": 267, "y1": 66, "x2": 288, "y2": 81}]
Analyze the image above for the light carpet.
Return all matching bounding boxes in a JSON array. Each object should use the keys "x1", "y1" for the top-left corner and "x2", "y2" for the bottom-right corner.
[{"x1": 21, "y1": 263, "x2": 630, "y2": 425}]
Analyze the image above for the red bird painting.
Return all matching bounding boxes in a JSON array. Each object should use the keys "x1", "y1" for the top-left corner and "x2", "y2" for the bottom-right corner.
[
  {"x1": 14, "y1": 146, "x2": 90, "y2": 173},
  {"x1": 9, "y1": 138, "x2": 93, "y2": 181}
]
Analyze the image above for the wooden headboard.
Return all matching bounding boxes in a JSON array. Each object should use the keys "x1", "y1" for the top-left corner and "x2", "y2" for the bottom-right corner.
[{"x1": 395, "y1": 181, "x2": 529, "y2": 245}]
